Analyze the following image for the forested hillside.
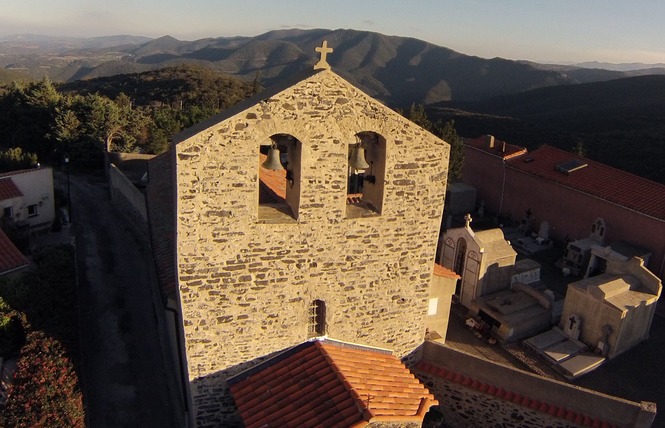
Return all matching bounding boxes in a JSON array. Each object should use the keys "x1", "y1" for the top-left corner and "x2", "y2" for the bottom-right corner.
[
  {"x1": 2, "y1": 33, "x2": 664, "y2": 184},
  {"x1": 0, "y1": 65, "x2": 258, "y2": 170},
  {"x1": 429, "y1": 75, "x2": 665, "y2": 183}
]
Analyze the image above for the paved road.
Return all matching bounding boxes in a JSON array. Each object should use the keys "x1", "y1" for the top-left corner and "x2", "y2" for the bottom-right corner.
[{"x1": 65, "y1": 172, "x2": 180, "y2": 428}]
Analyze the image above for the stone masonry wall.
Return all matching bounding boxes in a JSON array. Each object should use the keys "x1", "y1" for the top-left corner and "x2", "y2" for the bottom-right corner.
[
  {"x1": 416, "y1": 342, "x2": 655, "y2": 428},
  {"x1": 417, "y1": 371, "x2": 580, "y2": 428},
  {"x1": 174, "y1": 69, "x2": 449, "y2": 425}
]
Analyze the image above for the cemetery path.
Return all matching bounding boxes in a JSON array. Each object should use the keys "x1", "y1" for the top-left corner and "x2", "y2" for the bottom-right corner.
[{"x1": 68, "y1": 172, "x2": 179, "y2": 428}]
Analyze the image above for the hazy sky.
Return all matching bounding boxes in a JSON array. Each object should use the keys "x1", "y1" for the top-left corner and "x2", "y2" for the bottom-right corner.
[{"x1": 1, "y1": 0, "x2": 664, "y2": 64}]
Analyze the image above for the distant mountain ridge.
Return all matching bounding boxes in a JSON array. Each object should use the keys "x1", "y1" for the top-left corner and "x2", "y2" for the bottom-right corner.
[
  {"x1": 574, "y1": 61, "x2": 665, "y2": 71},
  {"x1": 4, "y1": 29, "x2": 665, "y2": 106}
]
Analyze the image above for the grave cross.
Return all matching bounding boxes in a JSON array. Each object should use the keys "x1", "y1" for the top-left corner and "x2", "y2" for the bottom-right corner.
[
  {"x1": 464, "y1": 213, "x2": 473, "y2": 228},
  {"x1": 568, "y1": 316, "x2": 577, "y2": 330},
  {"x1": 314, "y1": 40, "x2": 333, "y2": 70}
]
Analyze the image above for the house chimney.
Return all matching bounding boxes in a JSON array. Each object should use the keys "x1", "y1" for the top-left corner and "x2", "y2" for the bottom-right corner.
[{"x1": 486, "y1": 135, "x2": 495, "y2": 149}]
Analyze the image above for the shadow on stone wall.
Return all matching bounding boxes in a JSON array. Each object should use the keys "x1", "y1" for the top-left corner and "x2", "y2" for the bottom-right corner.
[{"x1": 188, "y1": 347, "x2": 289, "y2": 428}]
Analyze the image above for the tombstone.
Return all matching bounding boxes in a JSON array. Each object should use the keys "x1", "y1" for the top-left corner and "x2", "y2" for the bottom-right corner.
[
  {"x1": 537, "y1": 221, "x2": 550, "y2": 240},
  {"x1": 563, "y1": 314, "x2": 581, "y2": 340},
  {"x1": 543, "y1": 289, "x2": 555, "y2": 302},
  {"x1": 477, "y1": 200, "x2": 485, "y2": 219},
  {"x1": 596, "y1": 324, "x2": 613, "y2": 357},
  {"x1": 590, "y1": 217, "x2": 606, "y2": 244},
  {"x1": 518, "y1": 208, "x2": 533, "y2": 235}
]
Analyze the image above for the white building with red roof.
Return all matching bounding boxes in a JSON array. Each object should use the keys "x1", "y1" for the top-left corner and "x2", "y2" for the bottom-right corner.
[{"x1": 0, "y1": 168, "x2": 55, "y2": 232}]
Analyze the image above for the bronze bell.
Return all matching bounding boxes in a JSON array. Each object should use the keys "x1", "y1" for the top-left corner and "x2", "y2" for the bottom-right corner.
[
  {"x1": 261, "y1": 146, "x2": 285, "y2": 170},
  {"x1": 349, "y1": 143, "x2": 369, "y2": 171}
]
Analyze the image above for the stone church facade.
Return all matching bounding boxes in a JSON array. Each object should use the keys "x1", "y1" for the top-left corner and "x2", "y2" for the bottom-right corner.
[{"x1": 171, "y1": 64, "x2": 450, "y2": 425}]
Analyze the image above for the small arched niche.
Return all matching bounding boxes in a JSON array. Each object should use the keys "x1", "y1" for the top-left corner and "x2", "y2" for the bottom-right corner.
[
  {"x1": 346, "y1": 131, "x2": 386, "y2": 218},
  {"x1": 258, "y1": 133, "x2": 301, "y2": 222}
]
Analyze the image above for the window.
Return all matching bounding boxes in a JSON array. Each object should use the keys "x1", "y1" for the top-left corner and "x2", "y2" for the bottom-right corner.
[
  {"x1": 453, "y1": 238, "x2": 467, "y2": 296},
  {"x1": 453, "y1": 238, "x2": 467, "y2": 275},
  {"x1": 27, "y1": 204, "x2": 38, "y2": 217},
  {"x1": 258, "y1": 134, "x2": 301, "y2": 223},
  {"x1": 2, "y1": 206, "x2": 11, "y2": 219},
  {"x1": 428, "y1": 298, "x2": 439, "y2": 316},
  {"x1": 346, "y1": 131, "x2": 386, "y2": 218},
  {"x1": 308, "y1": 300, "x2": 326, "y2": 337}
]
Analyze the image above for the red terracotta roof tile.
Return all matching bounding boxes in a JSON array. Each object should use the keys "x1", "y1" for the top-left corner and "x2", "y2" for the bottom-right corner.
[
  {"x1": 259, "y1": 154, "x2": 287, "y2": 202},
  {"x1": 347, "y1": 193, "x2": 363, "y2": 204},
  {"x1": 0, "y1": 177, "x2": 23, "y2": 201},
  {"x1": 465, "y1": 135, "x2": 528, "y2": 160},
  {"x1": 0, "y1": 168, "x2": 40, "y2": 178},
  {"x1": 229, "y1": 339, "x2": 438, "y2": 428},
  {"x1": 507, "y1": 145, "x2": 665, "y2": 220},
  {"x1": 0, "y1": 228, "x2": 29, "y2": 275},
  {"x1": 433, "y1": 263, "x2": 459, "y2": 279}
]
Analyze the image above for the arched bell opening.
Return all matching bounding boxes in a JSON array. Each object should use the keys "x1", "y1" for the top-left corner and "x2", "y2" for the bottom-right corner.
[
  {"x1": 258, "y1": 133, "x2": 301, "y2": 222},
  {"x1": 346, "y1": 131, "x2": 386, "y2": 218}
]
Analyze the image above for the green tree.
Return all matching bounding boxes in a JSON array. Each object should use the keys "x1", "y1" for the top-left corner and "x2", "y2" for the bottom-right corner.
[
  {"x1": 146, "y1": 108, "x2": 182, "y2": 154},
  {"x1": 402, "y1": 104, "x2": 465, "y2": 182},
  {"x1": 435, "y1": 120, "x2": 465, "y2": 182},
  {"x1": 54, "y1": 92, "x2": 147, "y2": 160},
  {"x1": 0, "y1": 78, "x2": 61, "y2": 160},
  {"x1": 0, "y1": 147, "x2": 39, "y2": 172},
  {"x1": 251, "y1": 72, "x2": 262, "y2": 95},
  {"x1": 571, "y1": 139, "x2": 587, "y2": 157},
  {"x1": 406, "y1": 103, "x2": 432, "y2": 131},
  {"x1": 82, "y1": 93, "x2": 128, "y2": 152}
]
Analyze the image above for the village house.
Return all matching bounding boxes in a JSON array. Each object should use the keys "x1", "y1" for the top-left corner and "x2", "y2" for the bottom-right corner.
[
  {"x1": 0, "y1": 167, "x2": 55, "y2": 233},
  {"x1": 0, "y1": 167, "x2": 56, "y2": 277}
]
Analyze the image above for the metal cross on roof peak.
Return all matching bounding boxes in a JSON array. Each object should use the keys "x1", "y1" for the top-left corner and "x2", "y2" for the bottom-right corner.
[{"x1": 314, "y1": 40, "x2": 333, "y2": 70}]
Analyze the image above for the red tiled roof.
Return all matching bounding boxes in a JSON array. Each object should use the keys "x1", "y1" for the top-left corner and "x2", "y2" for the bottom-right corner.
[
  {"x1": 347, "y1": 193, "x2": 363, "y2": 205},
  {"x1": 0, "y1": 177, "x2": 23, "y2": 201},
  {"x1": 416, "y1": 361, "x2": 618, "y2": 428},
  {"x1": 258, "y1": 154, "x2": 287, "y2": 202},
  {"x1": 0, "y1": 168, "x2": 40, "y2": 178},
  {"x1": 0, "y1": 228, "x2": 29, "y2": 275},
  {"x1": 507, "y1": 145, "x2": 665, "y2": 221},
  {"x1": 145, "y1": 152, "x2": 176, "y2": 297},
  {"x1": 229, "y1": 339, "x2": 438, "y2": 428},
  {"x1": 433, "y1": 263, "x2": 459, "y2": 280},
  {"x1": 464, "y1": 135, "x2": 528, "y2": 160}
]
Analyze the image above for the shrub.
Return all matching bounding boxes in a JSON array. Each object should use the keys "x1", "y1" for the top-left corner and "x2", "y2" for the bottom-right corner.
[
  {"x1": 0, "y1": 311, "x2": 25, "y2": 356},
  {"x1": 0, "y1": 245, "x2": 78, "y2": 351},
  {"x1": 1, "y1": 331, "x2": 84, "y2": 428}
]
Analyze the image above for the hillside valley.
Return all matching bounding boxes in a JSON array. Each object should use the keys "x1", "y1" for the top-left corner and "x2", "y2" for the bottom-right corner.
[
  {"x1": 430, "y1": 74, "x2": 665, "y2": 183},
  {"x1": 2, "y1": 29, "x2": 665, "y2": 183},
  {"x1": 3, "y1": 29, "x2": 665, "y2": 106}
]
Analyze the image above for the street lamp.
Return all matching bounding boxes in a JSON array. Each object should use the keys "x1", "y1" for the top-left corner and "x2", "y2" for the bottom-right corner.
[{"x1": 64, "y1": 153, "x2": 71, "y2": 223}]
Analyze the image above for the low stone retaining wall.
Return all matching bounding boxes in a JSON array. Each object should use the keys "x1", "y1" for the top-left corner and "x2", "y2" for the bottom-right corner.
[
  {"x1": 415, "y1": 341, "x2": 656, "y2": 428},
  {"x1": 109, "y1": 164, "x2": 149, "y2": 244}
]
